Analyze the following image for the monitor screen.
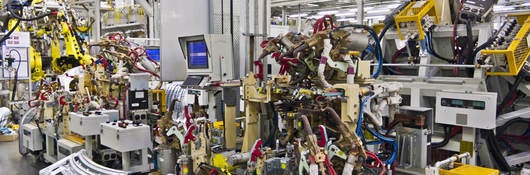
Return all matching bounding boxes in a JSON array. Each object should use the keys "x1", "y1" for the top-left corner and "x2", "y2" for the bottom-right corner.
[{"x1": 187, "y1": 40, "x2": 208, "y2": 69}]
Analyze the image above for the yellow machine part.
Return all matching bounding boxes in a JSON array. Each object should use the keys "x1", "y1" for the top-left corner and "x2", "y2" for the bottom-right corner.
[
  {"x1": 394, "y1": 0, "x2": 439, "y2": 40},
  {"x1": 151, "y1": 89, "x2": 167, "y2": 114},
  {"x1": 483, "y1": 13, "x2": 530, "y2": 76},
  {"x1": 372, "y1": 23, "x2": 385, "y2": 34},
  {"x1": 30, "y1": 47, "x2": 45, "y2": 82},
  {"x1": 50, "y1": 38, "x2": 63, "y2": 73},
  {"x1": 439, "y1": 163, "x2": 499, "y2": 175},
  {"x1": 211, "y1": 153, "x2": 236, "y2": 172}
]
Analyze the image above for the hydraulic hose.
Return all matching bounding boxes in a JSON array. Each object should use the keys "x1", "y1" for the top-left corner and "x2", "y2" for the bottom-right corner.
[{"x1": 333, "y1": 25, "x2": 383, "y2": 79}]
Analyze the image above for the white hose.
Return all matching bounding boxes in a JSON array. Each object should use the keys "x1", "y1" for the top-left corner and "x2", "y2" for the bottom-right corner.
[
  {"x1": 318, "y1": 39, "x2": 333, "y2": 88},
  {"x1": 432, "y1": 152, "x2": 471, "y2": 175},
  {"x1": 343, "y1": 55, "x2": 356, "y2": 85},
  {"x1": 342, "y1": 155, "x2": 355, "y2": 175},
  {"x1": 309, "y1": 163, "x2": 319, "y2": 175}
]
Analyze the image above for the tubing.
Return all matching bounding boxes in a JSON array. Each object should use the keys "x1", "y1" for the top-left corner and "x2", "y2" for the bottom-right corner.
[
  {"x1": 366, "y1": 126, "x2": 397, "y2": 165},
  {"x1": 318, "y1": 56, "x2": 333, "y2": 88},
  {"x1": 333, "y1": 25, "x2": 383, "y2": 79}
]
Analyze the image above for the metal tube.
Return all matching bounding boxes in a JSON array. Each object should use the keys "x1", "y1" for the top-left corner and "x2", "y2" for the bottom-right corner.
[{"x1": 371, "y1": 63, "x2": 494, "y2": 68}]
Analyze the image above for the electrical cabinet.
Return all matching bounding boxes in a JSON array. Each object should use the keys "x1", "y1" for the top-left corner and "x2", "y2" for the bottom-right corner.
[
  {"x1": 57, "y1": 139, "x2": 83, "y2": 160},
  {"x1": 100, "y1": 122, "x2": 151, "y2": 152},
  {"x1": 69, "y1": 112, "x2": 110, "y2": 136},
  {"x1": 21, "y1": 124, "x2": 43, "y2": 151}
]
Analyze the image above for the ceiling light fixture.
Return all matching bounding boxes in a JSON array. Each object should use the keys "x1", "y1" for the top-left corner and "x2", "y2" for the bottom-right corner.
[
  {"x1": 317, "y1": 10, "x2": 339, "y2": 15},
  {"x1": 288, "y1": 13, "x2": 308, "y2": 18}
]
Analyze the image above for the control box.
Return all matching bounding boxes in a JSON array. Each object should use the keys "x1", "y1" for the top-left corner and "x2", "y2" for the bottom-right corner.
[
  {"x1": 69, "y1": 112, "x2": 110, "y2": 136},
  {"x1": 57, "y1": 139, "x2": 83, "y2": 160},
  {"x1": 100, "y1": 121, "x2": 151, "y2": 152},
  {"x1": 461, "y1": 0, "x2": 494, "y2": 22},
  {"x1": 128, "y1": 90, "x2": 149, "y2": 110},
  {"x1": 435, "y1": 91, "x2": 497, "y2": 129},
  {"x1": 21, "y1": 124, "x2": 43, "y2": 151}
]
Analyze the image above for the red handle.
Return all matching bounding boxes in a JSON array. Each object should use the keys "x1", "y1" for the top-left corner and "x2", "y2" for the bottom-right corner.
[
  {"x1": 279, "y1": 57, "x2": 298, "y2": 75},
  {"x1": 318, "y1": 125, "x2": 327, "y2": 148},
  {"x1": 250, "y1": 139, "x2": 263, "y2": 162},
  {"x1": 254, "y1": 60, "x2": 264, "y2": 80},
  {"x1": 184, "y1": 106, "x2": 192, "y2": 128},
  {"x1": 184, "y1": 125, "x2": 197, "y2": 144}
]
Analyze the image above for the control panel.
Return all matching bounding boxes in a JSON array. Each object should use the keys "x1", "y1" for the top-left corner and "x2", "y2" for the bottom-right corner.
[{"x1": 435, "y1": 91, "x2": 497, "y2": 129}]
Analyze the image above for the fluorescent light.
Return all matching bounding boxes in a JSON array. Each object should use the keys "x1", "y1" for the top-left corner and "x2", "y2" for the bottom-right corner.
[
  {"x1": 317, "y1": 10, "x2": 339, "y2": 15},
  {"x1": 349, "y1": 8, "x2": 358, "y2": 12},
  {"x1": 523, "y1": 2, "x2": 530, "y2": 6},
  {"x1": 366, "y1": 15, "x2": 386, "y2": 20},
  {"x1": 387, "y1": 4, "x2": 400, "y2": 8},
  {"x1": 366, "y1": 9, "x2": 390, "y2": 14},
  {"x1": 306, "y1": 3, "x2": 319, "y2": 7},
  {"x1": 337, "y1": 18, "x2": 356, "y2": 22},
  {"x1": 336, "y1": 12, "x2": 357, "y2": 17},
  {"x1": 289, "y1": 13, "x2": 308, "y2": 18},
  {"x1": 493, "y1": 6, "x2": 515, "y2": 11},
  {"x1": 309, "y1": 15, "x2": 324, "y2": 19}
]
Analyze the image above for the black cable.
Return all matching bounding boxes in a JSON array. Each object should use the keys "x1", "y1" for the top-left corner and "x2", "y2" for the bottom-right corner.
[
  {"x1": 473, "y1": 21, "x2": 508, "y2": 63},
  {"x1": 0, "y1": 19, "x2": 21, "y2": 44},
  {"x1": 482, "y1": 129, "x2": 511, "y2": 171},
  {"x1": 463, "y1": 19, "x2": 474, "y2": 65},
  {"x1": 10, "y1": 49, "x2": 22, "y2": 101},
  {"x1": 7, "y1": 3, "x2": 52, "y2": 21},
  {"x1": 497, "y1": 73, "x2": 524, "y2": 114},
  {"x1": 427, "y1": 31, "x2": 456, "y2": 63},
  {"x1": 431, "y1": 125, "x2": 451, "y2": 148},
  {"x1": 378, "y1": 24, "x2": 391, "y2": 42}
]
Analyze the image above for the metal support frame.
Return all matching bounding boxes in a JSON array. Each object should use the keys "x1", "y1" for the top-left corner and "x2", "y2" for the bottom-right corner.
[{"x1": 381, "y1": 23, "x2": 493, "y2": 169}]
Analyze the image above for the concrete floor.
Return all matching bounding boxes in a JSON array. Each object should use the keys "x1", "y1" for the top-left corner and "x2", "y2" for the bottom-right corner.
[{"x1": 0, "y1": 140, "x2": 47, "y2": 175}]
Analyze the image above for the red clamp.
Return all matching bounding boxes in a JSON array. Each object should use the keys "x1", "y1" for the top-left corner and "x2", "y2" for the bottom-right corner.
[
  {"x1": 154, "y1": 126, "x2": 160, "y2": 137},
  {"x1": 254, "y1": 60, "x2": 264, "y2": 80},
  {"x1": 184, "y1": 125, "x2": 197, "y2": 144},
  {"x1": 324, "y1": 156, "x2": 337, "y2": 175},
  {"x1": 59, "y1": 96, "x2": 67, "y2": 106},
  {"x1": 28, "y1": 100, "x2": 37, "y2": 108},
  {"x1": 250, "y1": 139, "x2": 263, "y2": 162},
  {"x1": 184, "y1": 106, "x2": 192, "y2": 128},
  {"x1": 313, "y1": 15, "x2": 336, "y2": 34},
  {"x1": 279, "y1": 57, "x2": 298, "y2": 75},
  {"x1": 318, "y1": 125, "x2": 328, "y2": 148},
  {"x1": 260, "y1": 40, "x2": 269, "y2": 48},
  {"x1": 272, "y1": 52, "x2": 281, "y2": 60},
  {"x1": 40, "y1": 93, "x2": 48, "y2": 101}
]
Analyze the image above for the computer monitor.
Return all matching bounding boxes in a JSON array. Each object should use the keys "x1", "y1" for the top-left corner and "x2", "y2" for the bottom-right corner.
[
  {"x1": 186, "y1": 40, "x2": 208, "y2": 69},
  {"x1": 178, "y1": 34, "x2": 233, "y2": 82}
]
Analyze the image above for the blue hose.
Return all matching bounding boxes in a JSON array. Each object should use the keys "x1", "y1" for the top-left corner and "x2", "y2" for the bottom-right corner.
[
  {"x1": 367, "y1": 30, "x2": 384, "y2": 79},
  {"x1": 366, "y1": 126, "x2": 397, "y2": 165},
  {"x1": 356, "y1": 96, "x2": 371, "y2": 138},
  {"x1": 332, "y1": 25, "x2": 383, "y2": 78}
]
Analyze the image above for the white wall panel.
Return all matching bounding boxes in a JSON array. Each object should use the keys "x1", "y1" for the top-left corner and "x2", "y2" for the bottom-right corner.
[{"x1": 160, "y1": 0, "x2": 209, "y2": 81}]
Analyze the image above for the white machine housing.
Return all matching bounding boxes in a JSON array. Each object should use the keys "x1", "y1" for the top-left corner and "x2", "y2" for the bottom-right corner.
[
  {"x1": 100, "y1": 122, "x2": 151, "y2": 173},
  {"x1": 435, "y1": 91, "x2": 497, "y2": 129},
  {"x1": 101, "y1": 109, "x2": 120, "y2": 122},
  {"x1": 100, "y1": 122, "x2": 151, "y2": 152},
  {"x1": 69, "y1": 112, "x2": 110, "y2": 136},
  {"x1": 21, "y1": 124, "x2": 43, "y2": 151},
  {"x1": 178, "y1": 34, "x2": 234, "y2": 82},
  {"x1": 57, "y1": 139, "x2": 83, "y2": 160}
]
